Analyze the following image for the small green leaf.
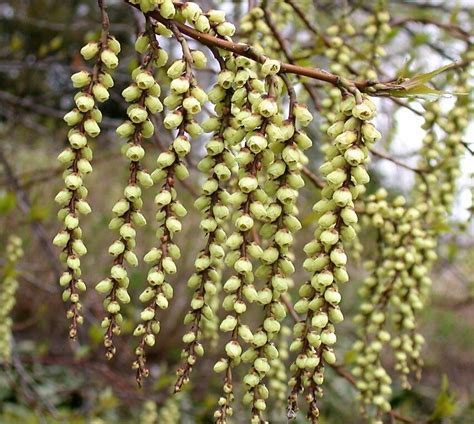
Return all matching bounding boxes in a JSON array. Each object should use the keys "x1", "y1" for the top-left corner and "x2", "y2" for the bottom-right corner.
[
  {"x1": 0, "y1": 191, "x2": 17, "y2": 214},
  {"x1": 429, "y1": 375, "x2": 457, "y2": 420},
  {"x1": 400, "y1": 63, "x2": 457, "y2": 89}
]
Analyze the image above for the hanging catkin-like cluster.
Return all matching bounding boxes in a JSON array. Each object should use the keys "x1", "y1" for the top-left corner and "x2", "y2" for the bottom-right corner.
[
  {"x1": 288, "y1": 92, "x2": 381, "y2": 421},
  {"x1": 54, "y1": 9, "x2": 119, "y2": 338},
  {"x1": 133, "y1": 13, "x2": 211, "y2": 385},
  {"x1": 49, "y1": 1, "x2": 473, "y2": 422},
  {"x1": 351, "y1": 190, "x2": 435, "y2": 419},
  {"x1": 174, "y1": 51, "x2": 236, "y2": 393},
  {"x1": 0, "y1": 235, "x2": 23, "y2": 363},
  {"x1": 96, "y1": 22, "x2": 160, "y2": 360}
]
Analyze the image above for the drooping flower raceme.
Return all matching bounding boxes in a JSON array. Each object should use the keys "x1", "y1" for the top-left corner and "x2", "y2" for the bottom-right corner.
[
  {"x1": 96, "y1": 27, "x2": 162, "y2": 360},
  {"x1": 132, "y1": 22, "x2": 207, "y2": 385},
  {"x1": 287, "y1": 92, "x2": 381, "y2": 421},
  {"x1": 0, "y1": 235, "x2": 23, "y2": 363},
  {"x1": 54, "y1": 29, "x2": 119, "y2": 339}
]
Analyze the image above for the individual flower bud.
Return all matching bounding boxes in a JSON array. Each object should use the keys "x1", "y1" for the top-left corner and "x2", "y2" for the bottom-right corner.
[
  {"x1": 75, "y1": 93, "x2": 95, "y2": 112},
  {"x1": 140, "y1": 120, "x2": 154, "y2": 138},
  {"x1": 170, "y1": 76, "x2": 190, "y2": 94},
  {"x1": 80, "y1": 41, "x2": 99, "y2": 60},
  {"x1": 63, "y1": 109, "x2": 83, "y2": 127},
  {"x1": 106, "y1": 36, "x2": 121, "y2": 54},
  {"x1": 321, "y1": 330, "x2": 337, "y2": 345},
  {"x1": 352, "y1": 101, "x2": 375, "y2": 120},
  {"x1": 135, "y1": 71, "x2": 155, "y2": 90},
  {"x1": 225, "y1": 341, "x2": 242, "y2": 359},
  {"x1": 108, "y1": 240, "x2": 125, "y2": 256},
  {"x1": 214, "y1": 358, "x2": 229, "y2": 373},
  {"x1": 235, "y1": 214, "x2": 254, "y2": 231},
  {"x1": 96, "y1": 278, "x2": 113, "y2": 294},
  {"x1": 324, "y1": 288, "x2": 342, "y2": 305},
  {"x1": 234, "y1": 257, "x2": 252, "y2": 274},
  {"x1": 352, "y1": 165, "x2": 370, "y2": 184},
  {"x1": 53, "y1": 231, "x2": 70, "y2": 247},
  {"x1": 76, "y1": 199, "x2": 91, "y2": 215},
  {"x1": 294, "y1": 103, "x2": 313, "y2": 126},
  {"x1": 220, "y1": 315, "x2": 238, "y2": 332},
  {"x1": 163, "y1": 111, "x2": 184, "y2": 129},
  {"x1": 327, "y1": 168, "x2": 347, "y2": 188},
  {"x1": 322, "y1": 348, "x2": 336, "y2": 364},
  {"x1": 327, "y1": 120, "x2": 345, "y2": 138},
  {"x1": 344, "y1": 146, "x2": 365, "y2": 165},
  {"x1": 84, "y1": 119, "x2": 100, "y2": 137},
  {"x1": 238, "y1": 176, "x2": 258, "y2": 193},
  {"x1": 335, "y1": 130, "x2": 357, "y2": 148},
  {"x1": 191, "y1": 50, "x2": 207, "y2": 68},
  {"x1": 152, "y1": 45, "x2": 168, "y2": 66},
  {"x1": 134, "y1": 34, "x2": 149, "y2": 54},
  {"x1": 55, "y1": 189, "x2": 72, "y2": 206},
  {"x1": 206, "y1": 8, "x2": 225, "y2": 23},
  {"x1": 333, "y1": 188, "x2": 353, "y2": 207},
  {"x1": 67, "y1": 131, "x2": 87, "y2": 149},
  {"x1": 64, "y1": 174, "x2": 83, "y2": 190},
  {"x1": 128, "y1": 105, "x2": 148, "y2": 123},
  {"x1": 184, "y1": 120, "x2": 202, "y2": 138},
  {"x1": 195, "y1": 15, "x2": 211, "y2": 33},
  {"x1": 216, "y1": 21, "x2": 235, "y2": 36},
  {"x1": 162, "y1": 256, "x2": 177, "y2": 274},
  {"x1": 263, "y1": 317, "x2": 280, "y2": 334},
  {"x1": 126, "y1": 145, "x2": 145, "y2": 162},
  {"x1": 92, "y1": 83, "x2": 109, "y2": 102},
  {"x1": 159, "y1": 0, "x2": 175, "y2": 18},
  {"x1": 141, "y1": 307, "x2": 155, "y2": 321},
  {"x1": 100, "y1": 49, "x2": 119, "y2": 69},
  {"x1": 116, "y1": 121, "x2": 135, "y2": 138},
  {"x1": 119, "y1": 223, "x2": 136, "y2": 240},
  {"x1": 93, "y1": 71, "x2": 110, "y2": 90},
  {"x1": 57, "y1": 148, "x2": 76, "y2": 164},
  {"x1": 72, "y1": 239, "x2": 87, "y2": 256},
  {"x1": 71, "y1": 71, "x2": 91, "y2": 88},
  {"x1": 64, "y1": 214, "x2": 79, "y2": 230},
  {"x1": 183, "y1": 96, "x2": 201, "y2": 114},
  {"x1": 247, "y1": 133, "x2": 268, "y2": 153},
  {"x1": 361, "y1": 122, "x2": 381, "y2": 142},
  {"x1": 144, "y1": 95, "x2": 163, "y2": 114},
  {"x1": 328, "y1": 307, "x2": 344, "y2": 324},
  {"x1": 261, "y1": 58, "x2": 280, "y2": 76},
  {"x1": 258, "y1": 97, "x2": 278, "y2": 118}
]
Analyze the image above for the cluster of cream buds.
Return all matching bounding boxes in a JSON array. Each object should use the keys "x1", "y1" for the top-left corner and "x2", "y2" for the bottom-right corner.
[
  {"x1": 96, "y1": 33, "x2": 163, "y2": 360},
  {"x1": 360, "y1": 6, "x2": 391, "y2": 80},
  {"x1": 133, "y1": 39, "x2": 206, "y2": 385},
  {"x1": 213, "y1": 71, "x2": 285, "y2": 423},
  {"x1": 319, "y1": 20, "x2": 358, "y2": 137},
  {"x1": 174, "y1": 58, "x2": 237, "y2": 393},
  {"x1": 413, "y1": 101, "x2": 443, "y2": 224},
  {"x1": 240, "y1": 97, "x2": 313, "y2": 423},
  {"x1": 324, "y1": 22, "x2": 356, "y2": 76},
  {"x1": 351, "y1": 189, "x2": 435, "y2": 417},
  {"x1": 239, "y1": 6, "x2": 287, "y2": 57},
  {"x1": 171, "y1": 2, "x2": 236, "y2": 38},
  {"x1": 287, "y1": 93, "x2": 381, "y2": 421},
  {"x1": 433, "y1": 53, "x2": 472, "y2": 217},
  {"x1": 157, "y1": 396, "x2": 180, "y2": 423},
  {"x1": 266, "y1": 325, "x2": 291, "y2": 413},
  {"x1": 0, "y1": 235, "x2": 23, "y2": 363},
  {"x1": 139, "y1": 400, "x2": 159, "y2": 424},
  {"x1": 54, "y1": 33, "x2": 120, "y2": 339}
]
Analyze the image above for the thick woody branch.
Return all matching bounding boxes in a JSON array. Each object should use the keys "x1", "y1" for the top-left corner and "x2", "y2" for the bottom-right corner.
[{"x1": 124, "y1": 1, "x2": 394, "y2": 92}]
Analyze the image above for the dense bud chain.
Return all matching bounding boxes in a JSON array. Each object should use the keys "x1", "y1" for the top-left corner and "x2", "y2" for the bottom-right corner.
[{"x1": 46, "y1": 0, "x2": 474, "y2": 423}]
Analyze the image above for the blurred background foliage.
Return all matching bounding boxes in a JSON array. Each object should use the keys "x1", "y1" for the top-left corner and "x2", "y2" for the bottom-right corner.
[{"x1": 0, "y1": 0, "x2": 473, "y2": 423}]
